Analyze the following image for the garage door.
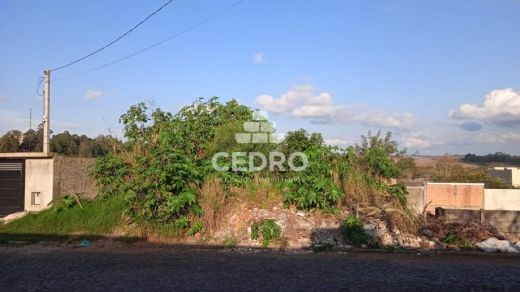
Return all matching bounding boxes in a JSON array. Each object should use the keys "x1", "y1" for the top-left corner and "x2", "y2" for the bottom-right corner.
[{"x1": 0, "y1": 159, "x2": 24, "y2": 217}]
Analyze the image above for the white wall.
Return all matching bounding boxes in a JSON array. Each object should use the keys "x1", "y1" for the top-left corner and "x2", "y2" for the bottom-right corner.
[
  {"x1": 512, "y1": 169, "x2": 520, "y2": 187},
  {"x1": 484, "y1": 189, "x2": 520, "y2": 211},
  {"x1": 24, "y1": 159, "x2": 55, "y2": 212}
]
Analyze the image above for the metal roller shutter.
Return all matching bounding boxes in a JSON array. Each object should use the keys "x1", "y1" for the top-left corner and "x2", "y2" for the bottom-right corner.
[{"x1": 0, "y1": 159, "x2": 24, "y2": 217}]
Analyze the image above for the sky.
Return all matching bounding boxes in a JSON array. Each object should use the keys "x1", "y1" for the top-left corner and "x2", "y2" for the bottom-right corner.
[{"x1": 1, "y1": 0, "x2": 520, "y2": 155}]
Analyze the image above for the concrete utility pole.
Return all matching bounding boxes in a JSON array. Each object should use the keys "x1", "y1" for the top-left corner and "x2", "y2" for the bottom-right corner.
[{"x1": 43, "y1": 69, "x2": 51, "y2": 155}]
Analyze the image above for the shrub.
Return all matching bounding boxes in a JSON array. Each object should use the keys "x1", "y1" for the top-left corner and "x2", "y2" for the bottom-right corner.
[
  {"x1": 341, "y1": 215, "x2": 369, "y2": 245},
  {"x1": 223, "y1": 233, "x2": 238, "y2": 247},
  {"x1": 387, "y1": 183, "x2": 408, "y2": 207},
  {"x1": 281, "y1": 143, "x2": 343, "y2": 210},
  {"x1": 93, "y1": 98, "x2": 254, "y2": 235},
  {"x1": 443, "y1": 233, "x2": 471, "y2": 248},
  {"x1": 53, "y1": 194, "x2": 78, "y2": 212},
  {"x1": 251, "y1": 219, "x2": 282, "y2": 248}
]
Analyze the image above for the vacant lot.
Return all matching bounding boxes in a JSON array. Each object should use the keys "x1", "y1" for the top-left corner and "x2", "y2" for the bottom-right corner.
[{"x1": 1, "y1": 244, "x2": 519, "y2": 291}]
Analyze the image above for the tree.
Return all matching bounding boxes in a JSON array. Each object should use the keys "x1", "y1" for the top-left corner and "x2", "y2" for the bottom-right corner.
[
  {"x1": 355, "y1": 131, "x2": 401, "y2": 179},
  {"x1": 433, "y1": 157, "x2": 514, "y2": 189},
  {"x1": 50, "y1": 131, "x2": 79, "y2": 155},
  {"x1": 20, "y1": 129, "x2": 42, "y2": 152},
  {"x1": 0, "y1": 130, "x2": 22, "y2": 152},
  {"x1": 397, "y1": 157, "x2": 417, "y2": 179}
]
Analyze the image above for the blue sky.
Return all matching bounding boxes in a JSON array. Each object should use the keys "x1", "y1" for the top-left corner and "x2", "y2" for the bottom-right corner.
[{"x1": 1, "y1": 0, "x2": 520, "y2": 154}]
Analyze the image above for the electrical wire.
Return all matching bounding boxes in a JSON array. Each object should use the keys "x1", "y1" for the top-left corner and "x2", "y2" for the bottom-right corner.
[
  {"x1": 50, "y1": 0, "x2": 175, "y2": 72},
  {"x1": 36, "y1": 76, "x2": 44, "y2": 96},
  {"x1": 54, "y1": 0, "x2": 246, "y2": 81}
]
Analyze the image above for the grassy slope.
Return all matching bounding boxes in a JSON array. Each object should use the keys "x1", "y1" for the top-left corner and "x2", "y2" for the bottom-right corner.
[{"x1": 0, "y1": 196, "x2": 125, "y2": 243}]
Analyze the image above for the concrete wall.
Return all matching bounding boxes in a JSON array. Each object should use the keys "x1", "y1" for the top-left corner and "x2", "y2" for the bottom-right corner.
[
  {"x1": 484, "y1": 189, "x2": 520, "y2": 211},
  {"x1": 489, "y1": 167, "x2": 520, "y2": 187},
  {"x1": 53, "y1": 156, "x2": 96, "y2": 199},
  {"x1": 425, "y1": 183, "x2": 484, "y2": 213},
  {"x1": 406, "y1": 186, "x2": 424, "y2": 214},
  {"x1": 512, "y1": 168, "x2": 520, "y2": 187},
  {"x1": 24, "y1": 158, "x2": 55, "y2": 212},
  {"x1": 436, "y1": 208, "x2": 520, "y2": 234}
]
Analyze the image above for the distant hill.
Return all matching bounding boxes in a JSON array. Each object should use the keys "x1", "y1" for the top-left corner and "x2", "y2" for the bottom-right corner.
[{"x1": 463, "y1": 152, "x2": 520, "y2": 166}]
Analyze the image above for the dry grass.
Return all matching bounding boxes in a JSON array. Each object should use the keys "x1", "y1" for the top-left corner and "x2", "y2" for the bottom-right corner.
[
  {"x1": 421, "y1": 215, "x2": 503, "y2": 245},
  {"x1": 228, "y1": 177, "x2": 282, "y2": 208},
  {"x1": 198, "y1": 178, "x2": 228, "y2": 234}
]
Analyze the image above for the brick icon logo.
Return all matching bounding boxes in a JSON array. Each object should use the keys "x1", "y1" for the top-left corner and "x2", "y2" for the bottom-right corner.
[{"x1": 235, "y1": 110, "x2": 278, "y2": 144}]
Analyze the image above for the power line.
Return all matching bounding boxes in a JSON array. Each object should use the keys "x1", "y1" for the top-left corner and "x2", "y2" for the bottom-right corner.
[
  {"x1": 36, "y1": 76, "x2": 44, "y2": 96},
  {"x1": 54, "y1": 0, "x2": 246, "y2": 81},
  {"x1": 51, "y1": 0, "x2": 175, "y2": 72}
]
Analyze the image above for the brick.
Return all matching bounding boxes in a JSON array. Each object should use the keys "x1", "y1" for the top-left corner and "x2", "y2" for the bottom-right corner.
[
  {"x1": 235, "y1": 133, "x2": 251, "y2": 144},
  {"x1": 260, "y1": 122, "x2": 275, "y2": 133},
  {"x1": 252, "y1": 133, "x2": 268, "y2": 144},
  {"x1": 243, "y1": 122, "x2": 260, "y2": 132}
]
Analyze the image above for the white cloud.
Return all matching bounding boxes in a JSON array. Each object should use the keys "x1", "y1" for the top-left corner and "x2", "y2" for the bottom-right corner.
[
  {"x1": 449, "y1": 88, "x2": 520, "y2": 127},
  {"x1": 500, "y1": 132, "x2": 520, "y2": 142},
  {"x1": 253, "y1": 52, "x2": 266, "y2": 64},
  {"x1": 402, "y1": 132, "x2": 434, "y2": 149},
  {"x1": 347, "y1": 111, "x2": 414, "y2": 128},
  {"x1": 255, "y1": 84, "x2": 413, "y2": 129},
  {"x1": 84, "y1": 89, "x2": 104, "y2": 100},
  {"x1": 325, "y1": 138, "x2": 349, "y2": 147}
]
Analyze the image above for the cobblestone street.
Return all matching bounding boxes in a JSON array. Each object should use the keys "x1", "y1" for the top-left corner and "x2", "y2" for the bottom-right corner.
[{"x1": 1, "y1": 245, "x2": 519, "y2": 291}]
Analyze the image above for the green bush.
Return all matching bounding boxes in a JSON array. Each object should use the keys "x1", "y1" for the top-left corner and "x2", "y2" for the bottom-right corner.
[
  {"x1": 387, "y1": 183, "x2": 408, "y2": 207},
  {"x1": 281, "y1": 134, "x2": 343, "y2": 210},
  {"x1": 443, "y1": 233, "x2": 472, "y2": 249},
  {"x1": 340, "y1": 215, "x2": 369, "y2": 245},
  {"x1": 53, "y1": 194, "x2": 78, "y2": 212},
  {"x1": 93, "y1": 98, "x2": 254, "y2": 235},
  {"x1": 250, "y1": 219, "x2": 282, "y2": 248}
]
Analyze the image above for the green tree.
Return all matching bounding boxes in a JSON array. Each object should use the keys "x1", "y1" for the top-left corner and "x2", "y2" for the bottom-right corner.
[
  {"x1": 355, "y1": 131, "x2": 401, "y2": 179},
  {"x1": 20, "y1": 129, "x2": 42, "y2": 152},
  {"x1": 0, "y1": 130, "x2": 22, "y2": 152},
  {"x1": 50, "y1": 131, "x2": 79, "y2": 155}
]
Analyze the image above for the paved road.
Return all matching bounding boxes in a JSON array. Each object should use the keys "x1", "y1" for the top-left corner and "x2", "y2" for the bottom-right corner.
[{"x1": 1, "y1": 244, "x2": 519, "y2": 291}]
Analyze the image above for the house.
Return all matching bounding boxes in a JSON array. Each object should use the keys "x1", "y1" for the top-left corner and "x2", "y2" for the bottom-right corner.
[{"x1": 0, "y1": 153, "x2": 95, "y2": 217}]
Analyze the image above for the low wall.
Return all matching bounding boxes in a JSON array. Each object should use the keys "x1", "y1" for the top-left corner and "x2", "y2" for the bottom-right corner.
[
  {"x1": 436, "y1": 208, "x2": 520, "y2": 234},
  {"x1": 406, "y1": 186, "x2": 424, "y2": 214},
  {"x1": 53, "y1": 156, "x2": 97, "y2": 199},
  {"x1": 425, "y1": 183, "x2": 484, "y2": 213},
  {"x1": 484, "y1": 189, "x2": 520, "y2": 211}
]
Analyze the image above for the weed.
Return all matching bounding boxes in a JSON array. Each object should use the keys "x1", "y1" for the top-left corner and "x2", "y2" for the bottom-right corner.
[
  {"x1": 187, "y1": 221, "x2": 204, "y2": 236},
  {"x1": 223, "y1": 233, "x2": 238, "y2": 247},
  {"x1": 443, "y1": 233, "x2": 472, "y2": 249},
  {"x1": 340, "y1": 215, "x2": 369, "y2": 245},
  {"x1": 53, "y1": 194, "x2": 79, "y2": 212},
  {"x1": 250, "y1": 219, "x2": 282, "y2": 248}
]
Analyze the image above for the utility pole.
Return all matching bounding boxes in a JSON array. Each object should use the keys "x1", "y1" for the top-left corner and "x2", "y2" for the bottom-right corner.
[{"x1": 43, "y1": 69, "x2": 51, "y2": 155}]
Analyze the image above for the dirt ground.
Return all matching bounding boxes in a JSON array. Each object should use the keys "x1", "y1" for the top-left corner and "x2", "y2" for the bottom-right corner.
[{"x1": 1, "y1": 243, "x2": 519, "y2": 291}]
